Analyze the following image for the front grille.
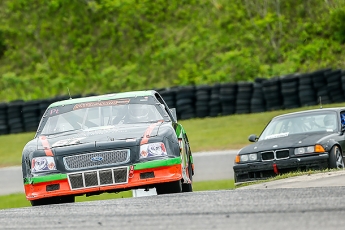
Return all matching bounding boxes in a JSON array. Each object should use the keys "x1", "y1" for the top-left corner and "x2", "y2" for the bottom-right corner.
[
  {"x1": 261, "y1": 151, "x2": 274, "y2": 161},
  {"x1": 63, "y1": 149, "x2": 130, "y2": 170},
  {"x1": 261, "y1": 149, "x2": 290, "y2": 161},
  {"x1": 68, "y1": 167, "x2": 128, "y2": 190},
  {"x1": 276, "y1": 149, "x2": 289, "y2": 159}
]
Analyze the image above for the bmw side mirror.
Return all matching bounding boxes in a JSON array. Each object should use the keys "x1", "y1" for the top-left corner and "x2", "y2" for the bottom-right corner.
[{"x1": 248, "y1": 134, "x2": 258, "y2": 142}]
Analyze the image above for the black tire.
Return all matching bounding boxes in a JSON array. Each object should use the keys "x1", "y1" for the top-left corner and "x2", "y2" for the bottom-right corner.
[
  {"x1": 156, "y1": 180, "x2": 182, "y2": 195},
  {"x1": 328, "y1": 146, "x2": 345, "y2": 169},
  {"x1": 30, "y1": 195, "x2": 75, "y2": 206}
]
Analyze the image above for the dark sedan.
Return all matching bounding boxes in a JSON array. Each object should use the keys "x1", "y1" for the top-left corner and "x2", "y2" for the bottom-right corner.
[{"x1": 233, "y1": 107, "x2": 345, "y2": 184}]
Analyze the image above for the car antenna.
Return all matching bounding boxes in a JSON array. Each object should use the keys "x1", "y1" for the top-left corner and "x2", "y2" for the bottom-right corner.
[
  {"x1": 67, "y1": 87, "x2": 72, "y2": 99},
  {"x1": 319, "y1": 96, "x2": 322, "y2": 109}
]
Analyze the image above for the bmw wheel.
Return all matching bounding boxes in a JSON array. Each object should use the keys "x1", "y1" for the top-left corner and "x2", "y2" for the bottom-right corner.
[{"x1": 329, "y1": 146, "x2": 345, "y2": 169}]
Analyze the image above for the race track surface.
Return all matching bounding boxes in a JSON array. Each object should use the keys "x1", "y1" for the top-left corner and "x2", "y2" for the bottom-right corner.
[{"x1": 1, "y1": 187, "x2": 345, "y2": 230}]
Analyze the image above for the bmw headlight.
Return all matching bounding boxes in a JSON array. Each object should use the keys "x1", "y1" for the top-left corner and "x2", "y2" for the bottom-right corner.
[
  {"x1": 249, "y1": 153, "x2": 258, "y2": 161},
  {"x1": 294, "y1": 145, "x2": 325, "y2": 155},
  {"x1": 237, "y1": 153, "x2": 258, "y2": 163},
  {"x1": 31, "y1": 157, "x2": 56, "y2": 173},
  {"x1": 140, "y1": 142, "x2": 167, "y2": 159},
  {"x1": 240, "y1": 155, "x2": 249, "y2": 162}
]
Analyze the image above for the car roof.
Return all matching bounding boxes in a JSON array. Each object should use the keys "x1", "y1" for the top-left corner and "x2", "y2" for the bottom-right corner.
[
  {"x1": 48, "y1": 90, "x2": 158, "y2": 108},
  {"x1": 273, "y1": 107, "x2": 345, "y2": 120}
]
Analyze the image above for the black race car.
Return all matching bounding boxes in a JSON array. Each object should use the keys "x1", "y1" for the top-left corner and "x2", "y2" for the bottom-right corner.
[
  {"x1": 22, "y1": 90, "x2": 194, "y2": 206},
  {"x1": 233, "y1": 107, "x2": 345, "y2": 184}
]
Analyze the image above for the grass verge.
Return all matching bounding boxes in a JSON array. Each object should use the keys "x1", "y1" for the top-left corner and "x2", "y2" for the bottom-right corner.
[{"x1": 0, "y1": 179, "x2": 235, "y2": 210}]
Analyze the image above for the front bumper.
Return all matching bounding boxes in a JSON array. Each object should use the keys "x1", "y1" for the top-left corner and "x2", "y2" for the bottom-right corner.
[
  {"x1": 24, "y1": 157, "x2": 183, "y2": 200},
  {"x1": 233, "y1": 153, "x2": 329, "y2": 183}
]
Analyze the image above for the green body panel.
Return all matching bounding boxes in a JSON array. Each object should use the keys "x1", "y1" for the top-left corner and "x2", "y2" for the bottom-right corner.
[
  {"x1": 134, "y1": 157, "x2": 181, "y2": 170},
  {"x1": 24, "y1": 173, "x2": 67, "y2": 185},
  {"x1": 49, "y1": 90, "x2": 155, "y2": 108},
  {"x1": 24, "y1": 157, "x2": 181, "y2": 185},
  {"x1": 175, "y1": 123, "x2": 186, "y2": 138}
]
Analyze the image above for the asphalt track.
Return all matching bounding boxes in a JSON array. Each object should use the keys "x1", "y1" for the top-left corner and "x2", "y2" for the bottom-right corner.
[
  {"x1": 1, "y1": 187, "x2": 345, "y2": 230},
  {"x1": 0, "y1": 150, "x2": 238, "y2": 196}
]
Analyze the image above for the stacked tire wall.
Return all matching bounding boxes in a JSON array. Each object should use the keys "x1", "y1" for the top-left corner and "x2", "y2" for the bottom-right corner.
[{"x1": 0, "y1": 68, "x2": 345, "y2": 135}]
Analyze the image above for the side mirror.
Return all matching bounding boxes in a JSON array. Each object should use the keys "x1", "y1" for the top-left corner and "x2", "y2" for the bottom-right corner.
[
  {"x1": 341, "y1": 125, "x2": 345, "y2": 133},
  {"x1": 170, "y1": 108, "x2": 177, "y2": 122},
  {"x1": 248, "y1": 134, "x2": 258, "y2": 142}
]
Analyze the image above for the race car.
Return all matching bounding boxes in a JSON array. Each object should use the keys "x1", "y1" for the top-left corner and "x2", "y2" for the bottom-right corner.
[
  {"x1": 22, "y1": 90, "x2": 194, "y2": 206},
  {"x1": 233, "y1": 107, "x2": 345, "y2": 184}
]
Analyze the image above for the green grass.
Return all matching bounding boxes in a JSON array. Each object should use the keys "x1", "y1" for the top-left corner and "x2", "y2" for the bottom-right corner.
[
  {"x1": 1, "y1": 102, "x2": 344, "y2": 167},
  {"x1": 0, "y1": 179, "x2": 235, "y2": 210}
]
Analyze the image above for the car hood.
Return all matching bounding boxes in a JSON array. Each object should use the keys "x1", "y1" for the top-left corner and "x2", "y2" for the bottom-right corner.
[
  {"x1": 239, "y1": 132, "x2": 337, "y2": 154},
  {"x1": 37, "y1": 122, "x2": 162, "y2": 149}
]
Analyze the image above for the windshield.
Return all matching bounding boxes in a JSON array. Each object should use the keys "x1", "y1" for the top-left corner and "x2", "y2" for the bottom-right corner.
[
  {"x1": 40, "y1": 101, "x2": 166, "y2": 135},
  {"x1": 258, "y1": 111, "x2": 338, "y2": 141}
]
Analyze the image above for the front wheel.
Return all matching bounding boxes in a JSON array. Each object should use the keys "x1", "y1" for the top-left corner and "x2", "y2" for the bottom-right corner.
[
  {"x1": 328, "y1": 146, "x2": 345, "y2": 169},
  {"x1": 156, "y1": 180, "x2": 182, "y2": 195}
]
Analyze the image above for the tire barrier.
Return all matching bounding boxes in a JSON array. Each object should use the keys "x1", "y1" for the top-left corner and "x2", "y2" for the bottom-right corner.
[
  {"x1": 235, "y1": 82, "x2": 253, "y2": 114},
  {"x1": 262, "y1": 77, "x2": 282, "y2": 111},
  {"x1": 299, "y1": 73, "x2": 317, "y2": 106},
  {"x1": 0, "y1": 67, "x2": 344, "y2": 135},
  {"x1": 195, "y1": 85, "x2": 212, "y2": 118},
  {"x1": 250, "y1": 78, "x2": 266, "y2": 113},
  {"x1": 209, "y1": 84, "x2": 222, "y2": 117},
  {"x1": 280, "y1": 74, "x2": 300, "y2": 109},
  {"x1": 220, "y1": 82, "x2": 237, "y2": 115}
]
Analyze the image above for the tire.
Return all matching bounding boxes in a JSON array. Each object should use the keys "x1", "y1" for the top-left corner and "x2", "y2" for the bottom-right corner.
[
  {"x1": 156, "y1": 180, "x2": 182, "y2": 195},
  {"x1": 30, "y1": 195, "x2": 75, "y2": 206},
  {"x1": 328, "y1": 146, "x2": 345, "y2": 169},
  {"x1": 182, "y1": 160, "x2": 193, "y2": 192}
]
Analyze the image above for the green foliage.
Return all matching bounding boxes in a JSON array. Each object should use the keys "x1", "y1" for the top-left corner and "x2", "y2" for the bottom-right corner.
[
  {"x1": 0, "y1": 0, "x2": 345, "y2": 101},
  {"x1": 329, "y1": 6, "x2": 345, "y2": 43}
]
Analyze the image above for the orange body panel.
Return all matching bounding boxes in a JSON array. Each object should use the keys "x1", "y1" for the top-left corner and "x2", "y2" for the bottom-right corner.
[{"x1": 25, "y1": 165, "x2": 182, "y2": 200}]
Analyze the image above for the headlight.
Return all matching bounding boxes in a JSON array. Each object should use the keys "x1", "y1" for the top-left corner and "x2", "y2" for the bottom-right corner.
[
  {"x1": 140, "y1": 142, "x2": 167, "y2": 159},
  {"x1": 31, "y1": 157, "x2": 56, "y2": 173},
  {"x1": 294, "y1": 146, "x2": 315, "y2": 155},
  {"x1": 249, "y1": 153, "x2": 257, "y2": 161},
  {"x1": 240, "y1": 155, "x2": 249, "y2": 162},
  {"x1": 238, "y1": 153, "x2": 257, "y2": 162},
  {"x1": 295, "y1": 145, "x2": 325, "y2": 155}
]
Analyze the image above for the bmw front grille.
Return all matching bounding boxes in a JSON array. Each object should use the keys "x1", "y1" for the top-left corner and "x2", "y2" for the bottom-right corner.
[
  {"x1": 63, "y1": 149, "x2": 130, "y2": 170},
  {"x1": 67, "y1": 167, "x2": 128, "y2": 190},
  {"x1": 261, "y1": 149, "x2": 290, "y2": 161}
]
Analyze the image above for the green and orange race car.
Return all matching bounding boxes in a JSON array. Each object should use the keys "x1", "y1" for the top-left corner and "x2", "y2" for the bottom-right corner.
[{"x1": 21, "y1": 90, "x2": 194, "y2": 206}]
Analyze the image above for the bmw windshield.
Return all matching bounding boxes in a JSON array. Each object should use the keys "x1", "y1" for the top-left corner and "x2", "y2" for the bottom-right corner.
[{"x1": 258, "y1": 111, "x2": 338, "y2": 141}]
